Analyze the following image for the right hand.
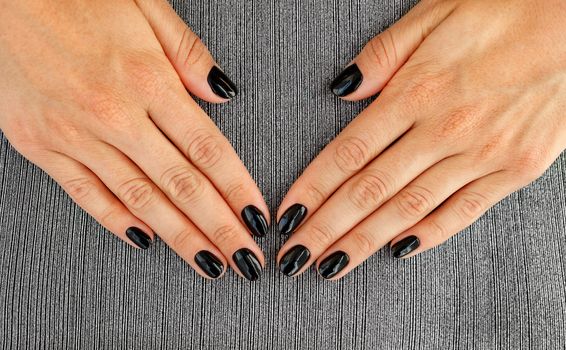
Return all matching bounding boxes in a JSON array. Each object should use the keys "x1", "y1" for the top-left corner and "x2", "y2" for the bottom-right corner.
[{"x1": 0, "y1": 0, "x2": 269, "y2": 281}]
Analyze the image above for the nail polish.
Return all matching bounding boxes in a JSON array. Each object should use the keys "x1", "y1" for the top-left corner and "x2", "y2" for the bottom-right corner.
[
  {"x1": 330, "y1": 64, "x2": 363, "y2": 97},
  {"x1": 241, "y1": 205, "x2": 269, "y2": 238},
  {"x1": 278, "y1": 204, "x2": 308, "y2": 235},
  {"x1": 125, "y1": 227, "x2": 151, "y2": 250},
  {"x1": 195, "y1": 251, "x2": 224, "y2": 279},
  {"x1": 279, "y1": 245, "x2": 311, "y2": 277},
  {"x1": 391, "y1": 236, "x2": 420, "y2": 258},
  {"x1": 318, "y1": 251, "x2": 349, "y2": 279},
  {"x1": 207, "y1": 66, "x2": 238, "y2": 99},
  {"x1": 232, "y1": 248, "x2": 262, "y2": 281}
]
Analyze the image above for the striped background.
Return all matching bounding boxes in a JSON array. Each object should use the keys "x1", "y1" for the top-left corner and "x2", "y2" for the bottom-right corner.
[{"x1": 1, "y1": 0, "x2": 565, "y2": 348}]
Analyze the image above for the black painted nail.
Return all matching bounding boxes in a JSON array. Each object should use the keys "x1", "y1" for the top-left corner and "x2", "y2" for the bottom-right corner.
[
  {"x1": 330, "y1": 64, "x2": 363, "y2": 97},
  {"x1": 125, "y1": 227, "x2": 151, "y2": 250},
  {"x1": 318, "y1": 251, "x2": 349, "y2": 279},
  {"x1": 241, "y1": 205, "x2": 269, "y2": 238},
  {"x1": 233, "y1": 248, "x2": 262, "y2": 281},
  {"x1": 279, "y1": 245, "x2": 311, "y2": 277},
  {"x1": 278, "y1": 204, "x2": 308, "y2": 235},
  {"x1": 207, "y1": 66, "x2": 238, "y2": 99},
  {"x1": 195, "y1": 251, "x2": 224, "y2": 279},
  {"x1": 391, "y1": 235, "x2": 420, "y2": 259}
]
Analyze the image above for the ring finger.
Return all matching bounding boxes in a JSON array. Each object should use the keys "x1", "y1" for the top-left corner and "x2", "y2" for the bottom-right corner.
[
  {"x1": 65, "y1": 141, "x2": 234, "y2": 280},
  {"x1": 315, "y1": 154, "x2": 493, "y2": 280}
]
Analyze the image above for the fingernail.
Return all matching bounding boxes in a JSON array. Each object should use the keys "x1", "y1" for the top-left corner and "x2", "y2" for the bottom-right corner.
[
  {"x1": 391, "y1": 235, "x2": 420, "y2": 259},
  {"x1": 233, "y1": 248, "x2": 262, "y2": 281},
  {"x1": 241, "y1": 205, "x2": 269, "y2": 238},
  {"x1": 278, "y1": 204, "x2": 308, "y2": 235},
  {"x1": 207, "y1": 66, "x2": 238, "y2": 99},
  {"x1": 279, "y1": 245, "x2": 311, "y2": 277},
  {"x1": 195, "y1": 251, "x2": 224, "y2": 279},
  {"x1": 125, "y1": 227, "x2": 152, "y2": 250},
  {"x1": 318, "y1": 251, "x2": 349, "y2": 279},
  {"x1": 330, "y1": 64, "x2": 363, "y2": 97}
]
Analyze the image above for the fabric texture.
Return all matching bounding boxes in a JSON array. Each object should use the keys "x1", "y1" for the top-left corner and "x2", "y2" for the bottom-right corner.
[{"x1": 1, "y1": 0, "x2": 565, "y2": 348}]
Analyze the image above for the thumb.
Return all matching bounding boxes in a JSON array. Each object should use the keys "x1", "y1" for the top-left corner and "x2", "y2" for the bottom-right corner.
[
  {"x1": 330, "y1": 0, "x2": 457, "y2": 101},
  {"x1": 135, "y1": 0, "x2": 237, "y2": 103}
]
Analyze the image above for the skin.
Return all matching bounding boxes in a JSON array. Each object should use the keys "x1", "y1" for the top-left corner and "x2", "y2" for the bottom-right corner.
[
  {"x1": 0, "y1": 0, "x2": 270, "y2": 280},
  {"x1": 277, "y1": 0, "x2": 566, "y2": 279}
]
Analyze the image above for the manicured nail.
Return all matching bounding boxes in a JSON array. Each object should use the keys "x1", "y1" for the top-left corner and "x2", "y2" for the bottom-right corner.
[
  {"x1": 195, "y1": 251, "x2": 224, "y2": 279},
  {"x1": 279, "y1": 245, "x2": 311, "y2": 277},
  {"x1": 241, "y1": 205, "x2": 269, "y2": 238},
  {"x1": 125, "y1": 227, "x2": 151, "y2": 250},
  {"x1": 391, "y1": 235, "x2": 420, "y2": 259},
  {"x1": 207, "y1": 66, "x2": 238, "y2": 99},
  {"x1": 330, "y1": 64, "x2": 363, "y2": 97},
  {"x1": 278, "y1": 204, "x2": 307, "y2": 235},
  {"x1": 318, "y1": 251, "x2": 349, "y2": 279},
  {"x1": 233, "y1": 248, "x2": 262, "y2": 281}
]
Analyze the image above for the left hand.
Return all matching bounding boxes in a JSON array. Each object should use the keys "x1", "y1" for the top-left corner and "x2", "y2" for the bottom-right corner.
[{"x1": 276, "y1": 0, "x2": 566, "y2": 279}]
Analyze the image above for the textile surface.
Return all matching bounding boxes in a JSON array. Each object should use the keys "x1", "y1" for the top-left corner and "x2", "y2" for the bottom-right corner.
[{"x1": 1, "y1": 0, "x2": 565, "y2": 349}]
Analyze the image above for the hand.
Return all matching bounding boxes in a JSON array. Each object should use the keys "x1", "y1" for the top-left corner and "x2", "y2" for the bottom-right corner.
[
  {"x1": 0, "y1": 0, "x2": 269, "y2": 281},
  {"x1": 277, "y1": 0, "x2": 566, "y2": 279}
]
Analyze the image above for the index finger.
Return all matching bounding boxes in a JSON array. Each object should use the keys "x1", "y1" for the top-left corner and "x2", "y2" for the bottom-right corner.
[{"x1": 277, "y1": 91, "x2": 415, "y2": 234}]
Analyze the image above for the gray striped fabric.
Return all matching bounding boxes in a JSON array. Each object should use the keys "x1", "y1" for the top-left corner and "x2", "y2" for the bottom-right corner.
[{"x1": 1, "y1": 0, "x2": 565, "y2": 349}]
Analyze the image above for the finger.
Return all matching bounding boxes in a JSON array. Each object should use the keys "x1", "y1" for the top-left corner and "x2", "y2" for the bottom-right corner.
[
  {"x1": 101, "y1": 115, "x2": 265, "y2": 281},
  {"x1": 64, "y1": 141, "x2": 228, "y2": 280},
  {"x1": 145, "y1": 82, "x2": 270, "y2": 238},
  {"x1": 276, "y1": 92, "x2": 415, "y2": 235},
  {"x1": 389, "y1": 170, "x2": 516, "y2": 259},
  {"x1": 282, "y1": 152, "x2": 482, "y2": 278},
  {"x1": 135, "y1": 0, "x2": 237, "y2": 102},
  {"x1": 330, "y1": 0, "x2": 457, "y2": 100},
  {"x1": 313, "y1": 155, "x2": 490, "y2": 280},
  {"x1": 34, "y1": 150, "x2": 154, "y2": 250},
  {"x1": 277, "y1": 129, "x2": 447, "y2": 275}
]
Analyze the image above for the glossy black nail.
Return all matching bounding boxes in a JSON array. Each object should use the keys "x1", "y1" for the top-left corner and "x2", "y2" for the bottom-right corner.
[
  {"x1": 207, "y1": 66, "x2": 238, "y2": 99},
  {"x1": 280, "y1": 245, "x2": 311, "y2": 277},
  {"x1": 278, "y1": 204, "x2": 308, "y2": 235},
  {"x1": 125, "y1": 227, "x2": 151, "y2": 250},
  {"x1": 241, "y1": 205, "x2": 269, "y2": 238},
  {"x1": 391, "y1": 235, "x2": 420, "y2": 259},
  {"x1": 318, "y1": 251, "x2": 349, "y2": 279},
  {"x1": 233, "y1": 248, "x2": 262, "y2": 281},
  {"x1": 195, "y1": 251, "x2": 224, "y2": 279},
  {"x1": 330, "y1": 64, "x2": 363, "y2": 97}
]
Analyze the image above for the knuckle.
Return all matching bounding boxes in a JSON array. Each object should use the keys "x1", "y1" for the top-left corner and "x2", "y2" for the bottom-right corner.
[
  {"x1": 398, "y1": 70, "x2": 452, "y2": 111},
  {"x1": 348, "y1": 170, "x2": 391, "y2": 211},
  {"x1": 117, "y1": 178, "x2": 155, "y2": 211},
  {"x1": 367, "y1": 29, "x2": 398, "y2": 69},
  {"x1": 98, "y1": 203, "x2": 120, "y2": 229},
  {"x1": 334, "y1": 136, "x2": 371, "y2": 173},
  {"x1": 304, "y1": 182, "x2": 327, "y2": 204},
  {"x1": 161, "y1": 165, "x2": 204, "y2": 204},
  {"x1": 186, "y1": 129, "x2": 223, "y2": 169},
  {"x1": 350, "y1": 231, "x2": 376, "y2": 256},
  {"x1": 84, "y1": 92, "x2": 137, "y2": 131},
  {"x1": 177, "y1": 28, "x2": 209, "y2": 67},
  {"x1": 170, "y1": 228, "x2": 195, "y2": 251},
  {"x1": 434, "y1": 106, "x2": 480, "y2": 140},
  {"x1": 454, "y1": 191, "x2": 488, "y2": 221},
  {"x1": 63, "y1": 177, "x2": 95, "y2": 202},
  {"x1": 427, "y1": 219, "x2": 449, "y2": 242},
  {"x1": 396, "y1": 185, "x2": 435, "y2": 220},
  {"x1": 125, "y1": 57, "x2": 166, "y2": 97},
  {"x1": 512, "y1": 148, "x2": 549, "y2": 184},
  {"x1": 309, "y1": 223, "x2": 336, "y2": 247},
  {"x1": 224, "y1": 181, "x2": 247, "y2": 204},
  {"x1": 212, "y1": 225, "x2": 240, "y2": 246}
]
